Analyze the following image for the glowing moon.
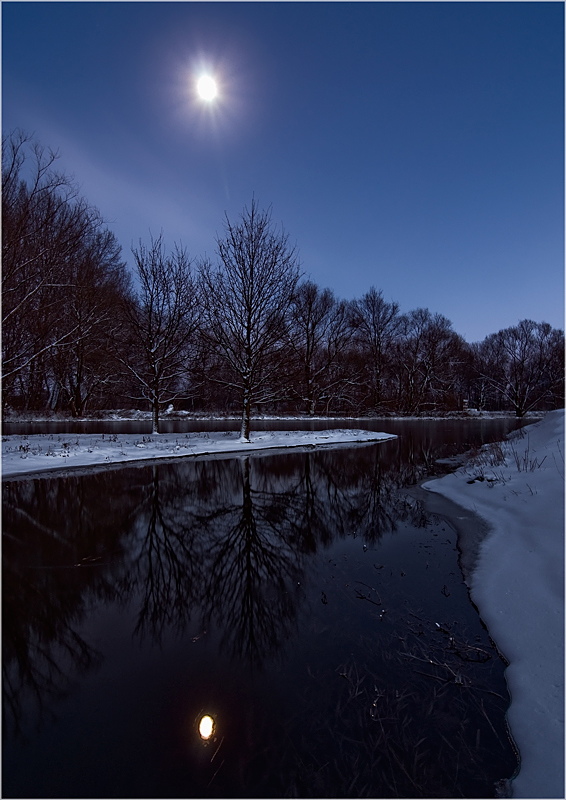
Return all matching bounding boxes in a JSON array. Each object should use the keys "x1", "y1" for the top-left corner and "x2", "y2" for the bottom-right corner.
[
  {"x1": 199, "y1": 714, "x2": 214, "y2": 739},
  {"x1": 197, "y1": 75, "x2": 218, "y2": 101}
]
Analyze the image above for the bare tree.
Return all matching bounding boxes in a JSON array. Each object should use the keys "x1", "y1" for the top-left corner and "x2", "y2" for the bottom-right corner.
[
  {"x1": 198, "y1": 199, "x2": 300, "y2": 440},
  {"x1": 473, "y1": 320, "x2": 564, "y2": 417},
  {"x1": 2, "y1": 130, "x2": 125, "y2": 413},
  {"x1": 288, "y1": 281, "x2": 353, "y2": 416},
  {"x1": 49, "y1": 229, "x2": 129, "y2": 416},
  {"x1": 351, "y1": 287, "x2": 401, "y2": 412},
  {"x1": 394, "y1": 308, "x2": 464, "y2": 414},
  {"x1": 120, "y1": 234, "x2": 198, "y2": 433}
]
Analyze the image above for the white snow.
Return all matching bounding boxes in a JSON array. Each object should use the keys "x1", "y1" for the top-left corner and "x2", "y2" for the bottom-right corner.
[
  {"x1": 423, "y1": 410, "x2": 565, "y2": 799},
  {"x1": 3, "y1": 409, "x2": 546, "y2": 424},
  {"x1": 1, "y1": 428, "x2": 396, "y2": 479}
]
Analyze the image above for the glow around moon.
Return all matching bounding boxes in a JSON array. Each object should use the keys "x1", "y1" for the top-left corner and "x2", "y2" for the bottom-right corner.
[{"x1": 197, "y1": 75, "x2": 218, "y2": 101}]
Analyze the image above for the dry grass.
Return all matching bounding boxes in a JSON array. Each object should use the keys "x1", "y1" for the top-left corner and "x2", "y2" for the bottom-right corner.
[{"x1": 279, "y1": 605, "x2": 517, "y2": 798}]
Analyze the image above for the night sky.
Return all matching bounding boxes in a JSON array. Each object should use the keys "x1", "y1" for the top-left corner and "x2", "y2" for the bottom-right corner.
[{"x1": 2, "y1": 1, "x2": 564, "y2": 342}]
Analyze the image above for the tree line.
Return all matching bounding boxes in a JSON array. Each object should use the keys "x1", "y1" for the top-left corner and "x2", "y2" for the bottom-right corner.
[{"x1": 3, "y1": 131, "x2": 564, "y2": 436}]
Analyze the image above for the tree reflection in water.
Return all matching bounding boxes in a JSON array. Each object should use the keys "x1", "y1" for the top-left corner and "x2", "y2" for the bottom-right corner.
[
  {"x1": 121, "y1": 447, "x2": 431, "y2": 664},
  {"x1": 3, "y1": 436, "x2": 519, "y2": 797},
  {"x1": 2, "y1": 472, "x2": 131, "y2": 737},
  {"x1": 197, "y1": 457, "x2": 303, "y2": 665},
  {"x1": 120, "y1": 464, "x2": 202, "y2": 644}
]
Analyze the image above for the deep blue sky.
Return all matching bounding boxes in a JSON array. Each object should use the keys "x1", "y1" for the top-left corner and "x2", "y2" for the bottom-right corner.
[{"x1": 3, "y1": 1, "x2": 564, "y2": 342}]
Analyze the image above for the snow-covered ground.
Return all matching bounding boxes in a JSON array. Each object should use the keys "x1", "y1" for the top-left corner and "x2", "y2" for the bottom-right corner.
[
  {"x1": 423, "y1": 410, "x2": 565, "y2": 799},
  {"x1": 1, "y1": 428, "x2": 396, "y2": 479},
  {"x1": 2, "y1": 408, "x2": 546, "y2": 423}
]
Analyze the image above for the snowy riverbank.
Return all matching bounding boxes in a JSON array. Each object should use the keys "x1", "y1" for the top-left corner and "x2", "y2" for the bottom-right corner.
[
  {"x1": 1, "y1": 428, "x2": 396, "y2": 479},
  {"x1": 2, "y1": 409, "x2": 546, "y2": 424},
  {"x1": 423, "y1": 410, "x2": 565, "y2": 799}
]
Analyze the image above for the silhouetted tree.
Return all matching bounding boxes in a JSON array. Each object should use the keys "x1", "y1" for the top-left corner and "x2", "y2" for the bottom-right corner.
[
  {"x1": 289, "y1": 281, "x2": 353, "y2": 415},
  {"x1": 394, "y1": 309, "x2": 464, "y2": 413},
  {"x1": 351, "y1": 287, "x2": 401, "y2": 412},
  {"x1": 473, "y1": 320, "x2": 564, "y2": 416},
  {"x1": 2, "y1": 130, "x2": 127, "y2": 413},
  {"x1": 120, "y1": 234, "x2": 198, "y2": 433},
  {"x1": 49, "y1": 228, "x2": 129, "y2": 416},
  {"x1": 198, "y1": 199, "x2": 300, "y2": 440}
]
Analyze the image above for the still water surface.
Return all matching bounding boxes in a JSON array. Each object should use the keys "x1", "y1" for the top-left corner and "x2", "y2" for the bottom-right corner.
[{"x1": 3, "y1": 420, "x2": 528, "y2": 798}]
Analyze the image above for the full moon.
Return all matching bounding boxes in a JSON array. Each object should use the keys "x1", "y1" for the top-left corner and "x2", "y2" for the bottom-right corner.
[
  {"x1": 197, "y1": 75, "x2": 218, "y2": 101},
  {"x1": 199, "y1": 715, "x2": 214, "y2": 739}
]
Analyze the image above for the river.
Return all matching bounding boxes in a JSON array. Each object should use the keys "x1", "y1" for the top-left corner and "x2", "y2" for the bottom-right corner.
[{"x1": 2, "y1": 418, "x2": 530, "y2": 798}]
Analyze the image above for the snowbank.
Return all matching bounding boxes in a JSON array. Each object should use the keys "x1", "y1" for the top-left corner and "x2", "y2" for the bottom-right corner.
[
  {"x1": 2, "y1": 409, "x2": 546, "y2": 423},
  {"x1": 423, "y1": 410, "x2": 565, "y2": 799},
  {"x1": 1, "y1": 428, "x2": 396, "y2": 479}
]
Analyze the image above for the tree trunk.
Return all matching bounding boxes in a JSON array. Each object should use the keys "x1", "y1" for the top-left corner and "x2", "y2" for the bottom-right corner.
[
  {"x1": 373, "y1": 366, "x2": 382, "y2": 409},
  {"x1": 70, "y1": 385, "x2": 85, "y2": 417},
  {"x1": 240, "y1": 387, "x2": 251, "y2": 441},
  {"x1": 152, "y1": 399, "x2": 160, "y2": 434}
]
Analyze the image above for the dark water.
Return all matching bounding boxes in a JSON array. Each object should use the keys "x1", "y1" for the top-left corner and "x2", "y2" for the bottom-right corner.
[
  {"x1": 3, "y1": 421, "x2": 527, "y2": 798},
  {"x1": 1, "y1": 415, "x2": 536, "y2": 438}
]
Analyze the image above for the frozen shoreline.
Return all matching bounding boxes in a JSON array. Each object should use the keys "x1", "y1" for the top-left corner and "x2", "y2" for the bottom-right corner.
[
  {"x1": 422, "y1": 410, "x2": 565, "y2": 798},
  {"x1": 1, "y1": 429, "x2": 396, "y2": 479},
  {"x1": 3, "y1": 409, "x2": 546, "y2": 424}
]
